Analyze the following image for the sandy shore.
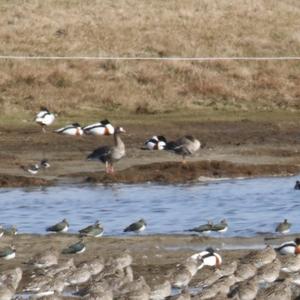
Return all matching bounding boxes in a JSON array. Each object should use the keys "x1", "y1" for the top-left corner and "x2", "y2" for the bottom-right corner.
[{"x1": 0, "y1": 118, "x2": 300, "y2": 186}]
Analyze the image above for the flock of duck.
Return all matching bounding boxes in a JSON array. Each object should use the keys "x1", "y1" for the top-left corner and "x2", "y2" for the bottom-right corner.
[{"x1": 32, "y1": 107, "x2": 201, "y2": 174}]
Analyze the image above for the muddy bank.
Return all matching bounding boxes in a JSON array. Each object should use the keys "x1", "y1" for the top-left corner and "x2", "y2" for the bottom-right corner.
[
  {"x1": 0, "y1": 174, "x2": 54, "y2": 187},
  {"x1": 1, "y1": 117, "x2": 300, "y2": 186},
  {"x1": 1, "y1": 233, "x2": 299, "y2": 295},
  {"x1": 84, "y1": 160, "x2": 300, "y2": 184}
]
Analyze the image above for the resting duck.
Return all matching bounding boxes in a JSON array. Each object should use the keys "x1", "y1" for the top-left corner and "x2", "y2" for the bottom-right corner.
[
  {"x1": 189, "y1": 247, "x2": 222, "y2": 268},
  {"x1": 35, "y1": 107, "x2": 55, "y2": 133},
  {"x1": 165, "y1": 135, "x2": 201, "y2": 163},
  {"x1": 275, "y1": 219, "x2": 291, "y2": 234},
  {"x1": 142, "y1": 135, "x2": 167, "y2": 150},
  {"x1": 83, "y1": 119, "x2": 114, "y2": 136},
  {"x1": 275, "y1": 238, "x2": 300, "y2": 255},
  {"x1": 54, "y1": 123, "x2": 83, "y2": 136},
  {"x1": 87, "y1": 126, "x2": 126, "y2": 174}
]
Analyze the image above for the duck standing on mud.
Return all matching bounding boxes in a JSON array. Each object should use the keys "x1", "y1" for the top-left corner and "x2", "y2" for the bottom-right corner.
[
  {"x1": 165, "y1": 135, "x2": 201, "y2": 163},
  {"x1": 87, "y1": 126, "x2": 126, "y2": 174}
]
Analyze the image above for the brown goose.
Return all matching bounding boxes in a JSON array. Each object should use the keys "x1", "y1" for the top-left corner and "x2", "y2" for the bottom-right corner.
[
  {"x1": 87, "y1": 126, "x2": 126, "y2": 174},
  {"x1": 165, "y1": 135, "x2": 201, "y2": 163}
]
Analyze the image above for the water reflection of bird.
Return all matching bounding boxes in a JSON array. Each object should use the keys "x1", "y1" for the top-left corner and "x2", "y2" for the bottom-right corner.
[{"x1": 275, "y1": 219, "x2": 291, "y2": 234}]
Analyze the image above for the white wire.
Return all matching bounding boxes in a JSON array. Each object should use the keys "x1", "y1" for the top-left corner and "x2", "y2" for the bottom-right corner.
[{"x1": 0, "y1": 56, "x2": 300, "y2": 61}]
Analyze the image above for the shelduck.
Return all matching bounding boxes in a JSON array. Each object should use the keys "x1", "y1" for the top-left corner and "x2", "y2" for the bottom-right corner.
[
  {"x1": 54, "y1": 123, "x2": 83, "y2": 136},
  {"x1": 83, "y1": 119, "x2": 114, "y2": 136},
  {"x1": 142, "y1": 135, "x2": 167, "y2": 150},
  {"x1": 35, "y1": 107, "x2": 55, "y2": 133},
  {"x1": 189, "y1": 247, "x2": 222, "y2": 268},
  {"x1": 275, "y1": 238, "x2": 300, "y2": 255}
]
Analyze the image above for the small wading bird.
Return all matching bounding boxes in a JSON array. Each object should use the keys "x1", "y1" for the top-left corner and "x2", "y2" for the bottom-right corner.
[
  {"x1": 124, "y1": 219, "x2": 147, "y2": 234},
  {"x1": 83, "y1": 119, "x2": 114, "y2": 136},
  {"x1": 0, "y1": 245, "x2": 16, "y2": 260},
  {"x1": 35, "y1": 106, "x2": 55, "y2": 133},
  {"x1": 54, "y1": 123, "x2": 83, "y2": 136},
  {"x1": 87, "y1": 126, "x2": 126, "y2": 174},
  {"x1": 165, "y1": 135, "x2": 201, "y2": 163},
  {"x1": 187, "y1": 220, "x2": 213, "y2": 234},
  {"x1": 275, "y1": 219, "x2": 291, "y2": 234},
  {"x1": 46, "y1": 219, "x2": 69, "y2": 233},
  {"x1": 79, "y1": 220, "x2": 104, "y2": 237},
  {"x1": 295, "y1": 180, "x2": 300, "y2": 190},
  {"x1": 142, "y1": 135, "x2": 167, "y2": 150},
  {"x1": 62, "y1": 239, "x2": 86, "y2": 254},
  {"x1": 212, "y1": 219, "x2": 228, "y2": 233}
]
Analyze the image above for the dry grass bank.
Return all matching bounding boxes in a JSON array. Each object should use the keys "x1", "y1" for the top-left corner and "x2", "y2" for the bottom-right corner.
[{"x1": 0, "y1": 0, "x2": 300, "y2": 116}]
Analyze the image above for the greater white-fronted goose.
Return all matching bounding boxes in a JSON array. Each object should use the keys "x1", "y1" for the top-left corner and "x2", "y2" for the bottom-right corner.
[
  {"x1": 35, "y1": 106, "x2": 55, "y2": 133},
  {"x1": 54, "y1": 123, "x2": 83, "y2": 136},
  {"x1": 83, "y1": 119, "x2": 114, "y2": 136},
  {"x1": 87, "y1": 126, "x2": 126, "y2": 174},
  {"x1": 165, "y1": 135, "x2": 201, "y2": 163}
]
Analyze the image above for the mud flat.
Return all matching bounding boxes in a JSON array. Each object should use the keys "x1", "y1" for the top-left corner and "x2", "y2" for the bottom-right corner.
[{"x1": 0, "y1": 233, "x2": 298, "y2": 296}]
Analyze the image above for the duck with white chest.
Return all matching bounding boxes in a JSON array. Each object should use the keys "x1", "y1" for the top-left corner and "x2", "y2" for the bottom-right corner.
[
  {"x1": 83, "y1": 119, "x2": 114, "y2": 136},
  {"x1": 35, "y1": 106, "x2": 56, "y2": 133},
  {"x1": 142, "y1": 135, "x2": 167, "y2": 150},
  {"x1": 54, "y1": 123, "x2": 83, "y2": 136}
]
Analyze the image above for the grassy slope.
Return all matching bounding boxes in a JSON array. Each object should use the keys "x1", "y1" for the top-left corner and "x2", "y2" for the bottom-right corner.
[{"x1": 0, "y1": 0, "x2": 300, "y2": 117}]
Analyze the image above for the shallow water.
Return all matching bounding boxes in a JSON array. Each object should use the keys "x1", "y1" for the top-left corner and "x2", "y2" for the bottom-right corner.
[{"x1": 0, "y1": 175, "x2": 299, "y2": 237}]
